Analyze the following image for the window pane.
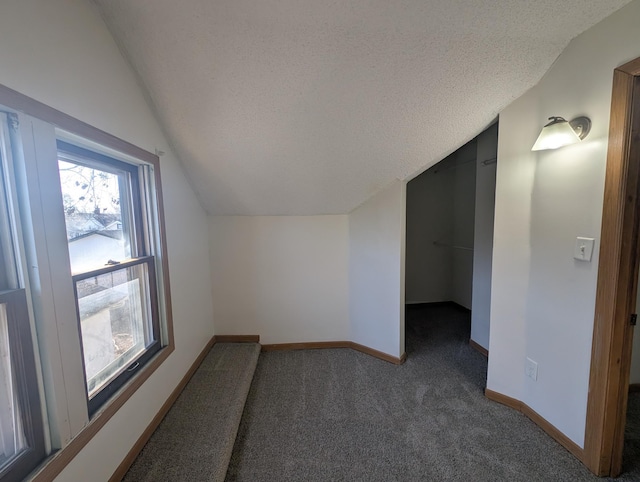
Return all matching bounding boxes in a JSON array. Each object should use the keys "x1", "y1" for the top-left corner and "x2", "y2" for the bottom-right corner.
[
  {"x1": 0, "y1": 303, "x2": 26, "y2": 470},
  {"x1": 58, "y1": 160, "x2": 132, "y2": 273},
  {"x1": 75, "y1": 262, "x2": 154, "y2": 398},
  {"x1": 0, "y1": 154, "x2": 17, "y2": 292}
]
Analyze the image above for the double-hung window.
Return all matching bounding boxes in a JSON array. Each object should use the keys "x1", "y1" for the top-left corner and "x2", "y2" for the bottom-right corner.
[
  {"x1": 57, "y1": 142, "x2": 162, "y2": 415},
  {"x1": 0, "y1": 114, "x2": 45, "y2": 482},
  {"x1": 0, "y1": 83, "x2": 175, "y2": 481}
]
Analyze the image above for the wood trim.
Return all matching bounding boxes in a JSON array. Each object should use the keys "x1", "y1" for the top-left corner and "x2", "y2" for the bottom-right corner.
[
  {"x1": 349, "y1": 342, "x2": 406, "y2": 365},
  {"x1": 0, "y1": 84, "x2": 158, "y2": 165},
  {"x1": 262, "y1": 341, "x2": 407, "y2": 365},
  {"x1": 629, "y1": 383, "x2": 640, "y2": 393},
  {"x1": 0, "y1": 83, "x2": 178, "y2": 482},
  {"x1": 0, "y1": 81, "x2": 174, "y2": 347},
  {"x1": 30, "y1": 345, "x2": 174, "y2": 482},
  {"x1": 485, "y1": 389, "x2": 584, "y2": 462},
  {"x1": 609, "y1": 74, "x2": 640, "y2": 478},
  {"x1": 584, "y1": 63, "x2": 640, "y2": 477},
  {"x1": 215, "y1": 335, "x2": 260, "y2": 343},
  {"x1": 484, "y1": 389, "x2": 523, "y2": 411},
  {"x1": 618, "y1": 57, "x2": 640, "y2": 77},
  {"x1": 262, "y1": 341, "x2": 352, "y2": 351},
  {"x1": 469, "y1": 339, "x2": 489, "y2": 357},
  {"x1": 108, "y1": 336, "x2": 216, "y2": 482},
  {"x1": 520, "y1": 404, "x2": 584, "y2": 462}
]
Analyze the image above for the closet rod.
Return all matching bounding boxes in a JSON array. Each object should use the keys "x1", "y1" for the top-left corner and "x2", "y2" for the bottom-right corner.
[
  {"x1": 433, "y1": 241, "x2": 473, "y2": 251},
  {"x1": 434, "y1": 156, "x2": 496, "y2": 174}
]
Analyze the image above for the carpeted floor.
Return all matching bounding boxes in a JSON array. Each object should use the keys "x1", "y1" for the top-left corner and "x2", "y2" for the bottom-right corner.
[
  {"x1": 623, "y1": 391, "x2": 640, "y2": 478},
  {"x1": 226, "y1": 303, "x2": 640, "y2": 481},
  {"x1": 122, "y1": 343, "x2": 261, "y2": 482}
]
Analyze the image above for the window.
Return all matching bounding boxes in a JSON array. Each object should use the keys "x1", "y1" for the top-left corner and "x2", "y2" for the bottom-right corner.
[
  {"x1": 0, "y1": 85, "x2": 174, "y2": 482},
  {"x1": 57, "y1": 142, "x2": 162, "y2": 415},
  {"x1": 0, "y1": 115, "x2": 45, "y2": 482}
]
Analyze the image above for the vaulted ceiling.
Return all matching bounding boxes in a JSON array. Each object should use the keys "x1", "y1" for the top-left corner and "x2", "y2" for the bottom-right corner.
[{"x1": 93, "y1": 0, "x2": 630, "y2": 215}]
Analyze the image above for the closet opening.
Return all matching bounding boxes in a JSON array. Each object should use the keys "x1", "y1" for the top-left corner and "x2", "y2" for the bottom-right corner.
[{"x1": 404, "y1": 122, "x2": 498, "y2": 383}]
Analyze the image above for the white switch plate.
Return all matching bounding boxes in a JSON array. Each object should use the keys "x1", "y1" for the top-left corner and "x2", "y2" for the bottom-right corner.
[
  {"x1": 574, "y1": 237, "x2": 595, "y2": 262},
  {"x1": 525, "y1": 357, "x2": 538, "y2": 381}
]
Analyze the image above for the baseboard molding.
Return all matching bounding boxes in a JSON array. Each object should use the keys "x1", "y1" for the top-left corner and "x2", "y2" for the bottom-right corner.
[
  {"x1": 484, "y1": 389, "x2": 523, "y2": 411},
  {"x1": 215, "y1": 335, "x2": 260, "y2": 343},
  {"x1": 485, "y1": 388, "x2": 584, "y2": 463},
  {"x1": 108, "y1": 336, "x2": 216, "y2": 482},
  {"x1": 262, "y1": 341, "x2": 351, "y2": 351},
  {"x1": 629, "y1": 383, "x2": 640, "y2": 392},
  {"x1": 469, "y1": 339, "x2": 489, "y2": 357},
  {"x1": 520, "y1": 404, "x2": 584, "y2": 462},
  {"x1": 349, "y1": 342, "x2": 406, "y2": 365},
  {"x1": 262, "y1": 341, "x2": 406, "y2": 365},
  {"x1": 406, "y1": 301, "x2": 471, "y2": 312},
  {"x1": 405, "y1": 301, "x2": 451, "y2": 305}
]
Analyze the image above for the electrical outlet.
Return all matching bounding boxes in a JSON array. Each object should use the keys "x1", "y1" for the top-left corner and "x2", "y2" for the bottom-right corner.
[{"x1": 525, "y1": 357, "x2": 538, "y2": 381}]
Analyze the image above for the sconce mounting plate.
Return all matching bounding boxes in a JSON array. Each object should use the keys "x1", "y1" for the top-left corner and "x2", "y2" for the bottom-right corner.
[{"x1": 569, "y1": 116, "x2": 592, "y2": 140}]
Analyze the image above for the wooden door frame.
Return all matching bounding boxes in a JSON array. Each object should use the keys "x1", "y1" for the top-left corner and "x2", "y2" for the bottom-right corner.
[{"x1": 584, "y1": 56, "x2": 640, "y2": 477}]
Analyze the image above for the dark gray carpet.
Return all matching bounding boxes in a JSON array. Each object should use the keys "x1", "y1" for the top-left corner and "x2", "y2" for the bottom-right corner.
[
  {"x1": 226, "y1": 304, "x2": 640, "y2": 481},
  {"x1": 122, "y1": 342, "x2": 260, "y2": 482},
  {"x1": 623, "y1": 391, "x2": 640, "y2": 478}
]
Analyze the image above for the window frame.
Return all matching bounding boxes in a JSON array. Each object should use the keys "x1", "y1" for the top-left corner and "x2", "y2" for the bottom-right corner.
[
  {"x1": 57, "y1": 140, "x2": 145, "y2": 265},
  {"x1": 0, "y1": 111, "x2": 46, "y2": 482},
  {"x1": 71, "y1": 256, "x2": 161, "y2": 415},
  {"x1": 0, "y1": 289, "x2": 45, "y2": 482},
  {"x1": 56, "y1": 141, "x2": 165, "y2": 414},
  {"x1": 0, "y1": 83, "x2": 175, "y2": 482}
]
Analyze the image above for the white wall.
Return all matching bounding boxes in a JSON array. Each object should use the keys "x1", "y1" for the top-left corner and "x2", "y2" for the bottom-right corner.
[
  {"x1": 451, "y1": 141, "x2": 476, "y2": 309},
  {"x1": 349, "y1": 180, "x2": 406, "y2": 358},
  {"x1": 470, "y1": 123, "x2": 498, "y2": 350},
  {"x1": 488, "y1": 0, "x2": 640, "y2": 447},
  {"x1": 405, "y1": 158, "x2": 454, "y2": 304},
  {"x1": 0, "y1": 1, "x2": 214, "y2": 480},
  {"x1": 209, "y1": 215, "x2": 350, "y2": 344}
]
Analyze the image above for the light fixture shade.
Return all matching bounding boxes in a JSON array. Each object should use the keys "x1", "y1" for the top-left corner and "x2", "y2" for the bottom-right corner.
[{"x1": 531, "y1": 117, "x2": 582, "y2": 151}]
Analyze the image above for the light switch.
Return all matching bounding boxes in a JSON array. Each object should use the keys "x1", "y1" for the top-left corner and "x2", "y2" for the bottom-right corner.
[{"x1": 574, "y1": 237, "x2": 595, "y2": 262}]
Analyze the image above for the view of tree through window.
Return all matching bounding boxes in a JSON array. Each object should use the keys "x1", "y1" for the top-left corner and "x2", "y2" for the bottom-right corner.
[
  {"x1": 57, "y1": 143, "x2": 160, "y2": 414},
  {"x1": 58, "y1": 159, "x2": 132, "y2": 274}
]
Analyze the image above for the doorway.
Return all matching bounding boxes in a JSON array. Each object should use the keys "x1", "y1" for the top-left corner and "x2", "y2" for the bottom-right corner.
[
  {"x1": 404, "y1": 123, "x2": 498, "y2": 362},
  {"x1": 584, "y1": 56, "x2": 640, "y2": 477}
]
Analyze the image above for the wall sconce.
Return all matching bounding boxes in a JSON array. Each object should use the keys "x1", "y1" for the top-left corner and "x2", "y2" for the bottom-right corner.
[{"x1": 531, "y1": 116, "x2": 591, "y2": 151}]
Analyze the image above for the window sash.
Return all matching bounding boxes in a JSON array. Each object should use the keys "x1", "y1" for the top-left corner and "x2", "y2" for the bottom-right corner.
[
  {"x1": 72, "y1": 257, "x2": 161, "y2": 415},
  {"x1": 0, "y1": 120, "x2": 18, "y2": 293},
  {"x1": 0, "y1": 84, "x2": 175, "y2": 481},
  {"x1": 0, "y1": 290, "x2": 44, "y2": 482},
  {"x1": 56, "y1": 140, "x2": 163, "y2": 415},
  {"x1": 57, "y1": 140, "x2": 145, "y2": 264}
]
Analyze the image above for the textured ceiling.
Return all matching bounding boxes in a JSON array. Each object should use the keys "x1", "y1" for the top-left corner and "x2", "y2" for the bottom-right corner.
[{"x1": 93, "y1": 0, "x2": 630, "y2": 215}]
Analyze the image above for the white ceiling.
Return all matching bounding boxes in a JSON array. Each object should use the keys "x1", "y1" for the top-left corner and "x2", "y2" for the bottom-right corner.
[{"x1": 93, "y1": 0, "x2": 630, "y2": 215}]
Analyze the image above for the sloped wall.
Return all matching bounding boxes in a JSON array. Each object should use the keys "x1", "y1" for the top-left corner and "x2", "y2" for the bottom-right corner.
[
  {"x1": 488, "y1": 0, "x2": 640, "y2": 447},
  {"x1": 0, "y1": 1, "x2": 214, "y2": 480}
]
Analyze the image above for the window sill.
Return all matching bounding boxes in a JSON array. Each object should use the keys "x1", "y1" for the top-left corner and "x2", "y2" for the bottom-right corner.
[{"x1": 27, "y1": 343, "x2": 175, "y2": 482}]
